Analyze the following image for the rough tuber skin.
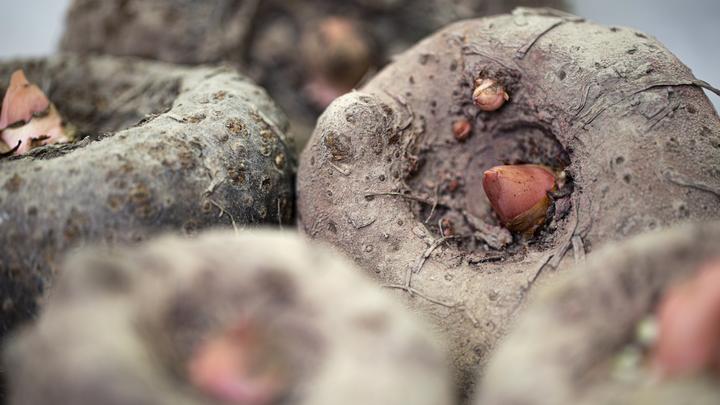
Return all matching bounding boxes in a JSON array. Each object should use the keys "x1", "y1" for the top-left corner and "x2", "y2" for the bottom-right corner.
[
  {"x1": 4, "y1": 231, "x2": 454, "y2": 405},
  {"x1": 297, "y1": 8, "x2": 720, "y2": 396},
  {"x1": 478, "y1": 222, "x2": 720, "y2": 405},
  {"x1": 59, "y1": 0, "x2": 567, "y2": 150},
  {"x1": 0, "y1": 55, "x2": 295, "y2": 346}
]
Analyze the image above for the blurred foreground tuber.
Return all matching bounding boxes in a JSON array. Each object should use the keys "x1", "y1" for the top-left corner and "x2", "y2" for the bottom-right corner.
[{"x1": 4, "y1": 231, "x2": 453, "y2": 405}]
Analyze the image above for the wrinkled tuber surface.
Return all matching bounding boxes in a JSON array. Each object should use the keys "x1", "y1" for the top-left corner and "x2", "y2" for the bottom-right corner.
[
  {"x1": 479, "y1": 222, "x2": 720, "y2": 405},
  {"x1": 60, "y1": 0, "x2": 567, "y2": 150},
  {"x1": 297, "y1": 8, "x2": 720, "y2": 396},
  {"x1": 0, "y1": 54, "x2": 295, "y2": 343},
  {"x1": 5, "y1": 231, "x2": 453, "y2": 405}
]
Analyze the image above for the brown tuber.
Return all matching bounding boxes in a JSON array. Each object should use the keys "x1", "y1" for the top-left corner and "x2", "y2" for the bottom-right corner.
[
  {"x1": 652, "y1": 259, "x2": 720, "y2": 379},
  {"x1": 472, "y1": 78, "x2": 509, "y2": 112},
  {"x1": 483, "y1": 164, "x2": 556, "y2": 234},
  {"x1": 0, "y1": 70, "x2": 49, "y2": 128}
]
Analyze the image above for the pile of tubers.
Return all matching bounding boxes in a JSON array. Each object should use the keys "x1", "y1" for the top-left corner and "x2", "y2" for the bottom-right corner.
[{"x1": 1, "y1": 2, "x2": 719, "y2": 405}]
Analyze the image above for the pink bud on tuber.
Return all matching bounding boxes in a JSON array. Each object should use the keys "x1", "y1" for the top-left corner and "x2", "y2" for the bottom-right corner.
[
  {"x1": 482, "y1": 164, "x2": 556, "y2": 234},
  {"x1": 0, "y1": 70, "x2": 50, "y2": 129},
  {"x1": 652, "y1": 259, "x2": 720, "y2": 379},
  {"x1": 0, "y1": 70, "x2": 71, "y2": 155},
  {"x1": 1, "y1": 105, "x2": 69, "y2": 155},
  {"x1": 473, "y1": 78, "x2": 509, "y2": 112},
  {"x1": 452, "y1": 118, "x2": 472, "y2": 142},
  {"x1": 188, "y1": 324, "x2": 285, "y2": 405}
]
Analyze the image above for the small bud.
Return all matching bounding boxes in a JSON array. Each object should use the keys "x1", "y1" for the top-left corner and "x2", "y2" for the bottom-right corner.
[
  {"x1": 301, "y1": 17, "x2": 374, "y2": 109},
  {"x1": 473, "y1": 78, "x2": 509, "y2": 112},
  {"x1": 1, "y1": 104, "x2": 70, "y2": 155},
  {"x1": 452, "y1": 118, "x2": 472, "y2": 142},
  {"x1": 0, "y1": 70, "x2": 72, "y2": 155},
  {"x1": 482, "y1": 164, "x2": 556, "y2": 234},
  {"x1": 440, "y1": 218, "x2": 455, "y2": 237},
  {"x1": 188, "y1": 323, "x2": 285, "y2": 405},
  {"x1": 0, "y1": 70, "x2": 50, "y2": 130},
  {"x1": 652, "y1": 259, "x2": 720, "y2": 379}
]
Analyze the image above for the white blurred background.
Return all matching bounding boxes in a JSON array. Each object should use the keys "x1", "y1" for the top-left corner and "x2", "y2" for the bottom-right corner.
[{"x1": 0, "y1": 0, "x2": 717, "y2": 110}]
